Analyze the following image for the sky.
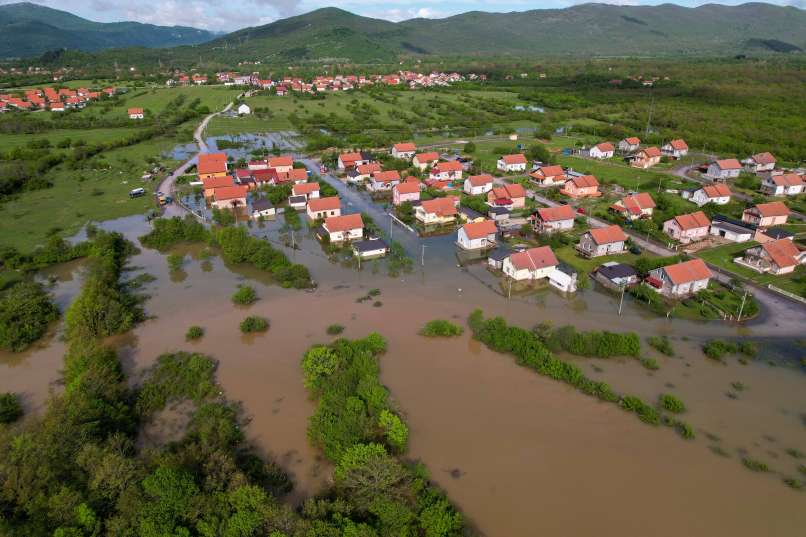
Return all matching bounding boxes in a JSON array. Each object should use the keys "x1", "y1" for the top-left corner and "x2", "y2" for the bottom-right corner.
[{"x1": 2, "y1": 0, "x2": 803, "y2": 32}]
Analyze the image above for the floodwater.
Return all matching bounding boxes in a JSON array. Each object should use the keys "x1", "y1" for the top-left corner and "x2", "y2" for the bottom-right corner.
[{"x1": 1, "y1": 213, "x2": 804, "y2": 535}]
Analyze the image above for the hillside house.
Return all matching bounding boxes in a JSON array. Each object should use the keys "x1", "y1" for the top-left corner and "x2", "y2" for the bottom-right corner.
[
  {"x1": 529, "y1": 165, "x2": 566, "y2": 187},
  {"x1": 502, "y1": 246, "x2": 558, "y2": 282},
  {"x1": 368, "y1": 170, "x2": 401, "y2": 192},
  {"x1": 630, "y1": 147, "x2": 662, "y2": 169},
  {"x1": 588, "y1": 143, "x2": 615, "y2": 159},
  {"x1": 683, "y1": 184, "x2": 732, "y2": 206},
  {"x1": 413, "y1": 152, "x2": 439, "y2": 171},
  {"x1": 618, "y1": 137, "x2": 641, "y2": 154},
  {"x1": 610, "y1": 192, "x2": 656, "y2": 220},
  {"x1": 533, "y1": 205, "x2": 576, "y2": 234},
  {"x1": 268, "y1": 156, "x2": 294, "y2": 173},
  {"x1": 496, "y1": 154, "x2": 528, "y2": 173},
  {"x1": 647, "y1": 259, "x2": 712, "y2": 298},
  {"x1": 391, "y1": 143, "x2": 416, "y2": 160},
  {"x1": 577, "y1": 225, "x2": 628, "y2": 258},
  {"x1": 464, "y1": 175, "x2": 494, "y2": 195},
  {"x1": 211, "y1": 185, "x2": 248, "y2": 210},
  {"x1": 392, "y1": 180, "x2": 421, "y2": 206},
  {"x1": 661, "y1": 139, "x2": 689, "y2": 159},
  {"x1": 487, "y1": 184, "x2": 526, "y2": 210},
  {"x1": 429, "y1": 161, "x2": 463, "y2": 182},
  {"x1": 197, "y1": 153, "x2": 229, "y2": 180},
  {"x1": 307, "y1": 196, "x2": 341, "y2": 220},
  {"x1": 706, "y1": 159, "x2": 742, "y2": 181},
  {"x1": 742, "y1": 201, "x2": 790, "y2": 228},
  {"x1": 457, "y1": 220, "x2": 498, "y2": 250},
  {"x1": 663, "y1": 211, "x2": 711, "y2": 244},
  {"x1": 338, "y1": 151, "x2": 372, "y2": 170},
  {"x1": 415, "y1": 197, "x2": 459, "y2": 225},
  {"x1": 761, "y1": 173, "x2": 804, "y2": 197},
  {"x1": 743, "y1": 152, "x2": 776, "y2": 173},
  {"x1": 347, "y1": 162, "x2": 382, "y2": 183},
  {"x1": 322, "y1": 214, "x2": 363, "y2": 243},
  {"x1": 738, "y1": 239, "x2": 805, "y2": 275},
  {"x1": 292, "y1": 182, "x2": 320, "y2": 200},
  {"x1": 561, "y1": 175, "x2": 601, "y2": 198},
  {"x1": 128, "y1": 107, "x2": 144, "y2": 119}
]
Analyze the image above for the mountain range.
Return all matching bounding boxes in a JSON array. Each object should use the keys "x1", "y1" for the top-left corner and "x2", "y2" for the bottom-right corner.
[
  {"x1": 2, "y1": 2, "x2": 805, "y2": 62},
  {"x1": 0, "y1": 2, "x2": 219, "y2": 58}
]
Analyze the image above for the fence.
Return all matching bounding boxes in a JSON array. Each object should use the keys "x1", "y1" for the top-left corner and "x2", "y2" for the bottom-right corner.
[{"x1": 768, "y1": 285, "x2": 806, "y2": 305}]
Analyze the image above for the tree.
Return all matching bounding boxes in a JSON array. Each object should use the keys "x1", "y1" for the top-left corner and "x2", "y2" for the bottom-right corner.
[
  {"x1": 0, "y1": 281, "x2": 59, "y2": 352},
  {"x1": 334, "y1": 443, "x2": 411, "y2": 512}
]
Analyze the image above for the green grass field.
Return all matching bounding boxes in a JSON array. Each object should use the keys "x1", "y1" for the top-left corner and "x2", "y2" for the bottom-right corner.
[{"x1": 1, "y1": 127, "x2": 146, "y2": 150}]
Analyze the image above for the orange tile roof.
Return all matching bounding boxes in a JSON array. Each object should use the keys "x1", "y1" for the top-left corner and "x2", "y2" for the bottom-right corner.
[
  {"x1": 672, "y1": 211, "x2": 710, "y2": 231},
  {"x1": 754, "y1": 201, "x2": 790, "y2": 217},
  {"x1": 468, "y1": 174, "x2": 493, "y2": 187},
  {"x1": 618, "y1": 192, "x2": 655, "y2": 214},
  {"x1": 356, "y1": 163, "x2": 382, "y2": 174},
  {"x1": 661, "y1": 259, "x2": 712, "y2": 285},
  {"x1": 510, "y1": 246, "x2": 558, "y2": 271},
  {"x1": 715, "y1": 158, "x2": 742, "y2": 170},
  {"x1": 751, "y1": 152, "x2": 775, "y2": 165},
  {"x1": 308, "y1": 196, "x2": 341, "y2": 212},
  {"x1": 537, "y1": 204, "x2": 575, "y2": 222},
  {"x1": 462, "y1": 220, "x2": 497, "y2": 239},
  {"x1": 268, "y1": 156, "x2": 293, "y2": 167},
  {"x1": 433, "y1": 161, "x2": 463, "y2": 172},
  {"x1": 198, "y1": 153, "x2": 228, "y2": 175},
  {"x1": 214, "y1": 185, "x2": 248, "y2": 201},
  {"x1": 292, "y1": 182, "x2": 320, "y2": 196},
  {"x1": 393, "y1": 142, "x2": 416, "y2": 152},
  {"x1": 668, "y1": 139, "x2": 688, "y2": 150},
  {"x1": 589, "y1": 225, "x2": 627, "y2": 245},
  {"x1": 533, "y1": 165, "x2": 564, "y2": 177},
  {"x1": 624, "y1": 137, "x2": 641, "y2": 145},
  {"x1": 339, "y1": 152, "x2": 363, "y2": 163},
  {"x1": 703, "y1": 184, "x2": 732, "y2": 197},
  {"x1": 421, "y1": 197, "x2": 458, "y2": 217},
  {"x1": 287, "y1": 169, "x2": 308, "y2": 181},
  {"x1": 490, "y1": 183, "x2": 526, "y2": 200},
  {"x1": 372, "y1": 170, "x2": 401, "y2": 182},
  {"x1": 596, "y1": 142, "x2": 615, "y2": 152},
  {"x1": 570, "y1": 175, "x2": 599, "y2": 188},
  {"x1": 394, "y1": 181, "x2": 420, "y2": 195},
  {"x1": 770, "y1": 173, "x2": 803, "y2": 187},
  {"x1": 501, "y1": 154, "x2": 527, "y2": 165},
  {"x1": 128, "y1": 107, "x2": 143, "y2": 114},
  {"x1": 325, "y1": 213, "x2": 363, "y2": 232},
  {"x1": 202, "y1": 176, "x2": 234, "y2": 189},
  {"x1": 642, "y1": 146, "x2": 662, "y2": 158},
  {"x1": 761, "y1": 239, "x2": 801, "y2": 269},
  {"x1": 415, "y1": 152, "x2": 439, "y2": 162}
]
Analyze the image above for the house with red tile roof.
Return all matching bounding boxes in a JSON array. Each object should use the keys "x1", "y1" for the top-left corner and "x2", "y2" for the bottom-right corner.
[
  {"x1": 487, "y1": 184, "x2": 526, "y2": 210},
  {"x1": 292, "y1": 182, "x2": 320, "y2": 200},
  {"x1": 742, "y1": 201, "x2": 790, "y2": 228},
  {"x1": 347, "y1": 162, "x2": 382, "y2": 183},
  {"x1": 610, "y1": 192, "x2": 656, "y2": 221},
  {"x1": 496, "y1": 154, "x2": 528, "y2": 173},
  {"x1": 337, "y1": 151, "x2": 371, "y2": 170},
  {"x1": 202, "y1": 176, "x2": 235, "y2": 198},
  {"x1": 322, "y1": 214, "x2": 363, "y2": 243},
  {"x1": 588, "y1": 142, "x2": 615, "y2": 159},
  {"x1": 684, "y1": 184, "x2": 732, "y2": 206},
  {"x1": 368, "y1": 170, "x2": 402, "y2": 192},
  {"x1": 429, "y1": 161, "x2": 463, "y2": 182},
  {"x1": 503, "y1": 246, "x2": 558, "y2": 281},
  {"x1": 464, "y1": 174, "x2": 494, "y2": 195},
  {"x1": 413, "y1": 152, "x2": 439, "y2": 171},
  {"x1": 211, "y1": 185, "x2": 248, "y2": 210},
  {"x1": 529, "y1": 165, "x2": 566, "y2": 187},
  {"x1": 197, "y1": 153, "x2": 229, "y2": 180},
  {"x1": 415, "y1": 196, "x2": 459, "y2": 225},
  {"x1": 457, "y1": 220, "x2": 497, "y2": 250},
  {"x1": 742, "y1": 152, "x2": 776, "y2": 173},
  {"x1": 706, "y1": 159, "x2": 742, "y2": 181},
  {"x1": 128, "y1": 108, "x2": 144, "y2": 119},
  {"x1": 647, "y1": 259, "x2": 712, "y2": 298},
  {"x1": 739, "y1": 239, "x2": 805, "y2": 275},
  {"x1": 663, "y1": 211, "x2": 711, "y2": 244},
  {"x1": 761, "y1": 173, "x2": 804, "y2": 197},
  {"x1": 561, "y1": 175, "x2": 601, "y2": 198},
  {"x1": 391, "y1": 142, "x2": 416, "y2": 160},
  {"x1": 268, "y1": 156, "x2": 294, "y2": 173},
  {"x1": 307, "y1": 196, "x2": 341, "y2": 220},
  {"x1": 618, "y1": 137, "x2": 641, "y2": 153},
  {"x1": 576, "y1": 225, "x2": 628, "y2": 258},
  {"x1": 533, "y1": 205, "x2": 576, "y2": 234},
  {"x1": 662, "y1": 139, "x2": 689, "y2": 159},
  {"x1": 630, "y1": 146, "x2": 662, "y2": 169},
  {"x1": 392, "y1": 180, "x2": 421, "y2": 206}
]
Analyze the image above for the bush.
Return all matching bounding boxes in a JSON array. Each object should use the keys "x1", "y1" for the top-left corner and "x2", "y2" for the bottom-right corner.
[
  {"x1": 541, "y1": 325, "x2": 641, "y2": 358},
  {"x1": 185, "y1": 326, "x2": 204, "y2": 340},
  {"x1": 702, "y1": 339, "x2": 737, "y2": 361},
  {"x1": 326, "y1": 324, "x2": 345, "y2": 335},
  {"x1": 0, "y1": 281, "x2": 59, "y2": 352},
  {"x1": 167, "y1": 253, "x2": 184, "y2": 272},
  {"x1": 647, "y1": 335, "x2": 674, "y2": 356},
  {"x1": 0, "y1": 393, "x2": 23, "y2": 423},
  {"x1": 231, "y1": 285, "x2": 258, "y2": 305},
  {"x1": 240, "y1": 316, "x2": 269, "y2": 333},
  {"x1": 674, "y1": 420, "x2": 695, "y2": 439},
  {"x1": 737, "y1": 341, "x2": 757, "y2": 357},
  {"x1": 620, "y1": 395, "x2": 660, "y2": 425},
  {"x1": 640, "y1": 357, "x2": 660, "y2": 370},
  {"x1": 420, "y1": 320, "x2": 463, "y2": 337},
  {"x1": 659, "y1": 394, "x2": 686, "y2": 414},
  {"x1": 742, "y1": 458, "x2": 769, "y2": 472}
]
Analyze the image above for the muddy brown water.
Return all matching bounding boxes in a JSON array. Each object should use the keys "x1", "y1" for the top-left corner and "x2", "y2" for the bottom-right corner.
[{"x1": 1, "y1": 214, "x2": 804, "y2": 535}]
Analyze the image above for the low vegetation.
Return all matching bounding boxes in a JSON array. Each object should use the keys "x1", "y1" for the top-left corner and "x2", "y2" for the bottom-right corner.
[
  {"x1": 535, "y1": 323, "x2": 641, "y2": 358},
  {"x1": 647, "y1": 335, "x2": 674, "y2": 356},
  {"x1": 0, "y1": 280, "x2": 59, "y2": 352},
  {"x1": 326, "y1": 323, "x2": 345, "y2": 335},
  {"x1": 166, "y1": 252, "x2": 184, "y2": 271},
  {"x1": 742, "y1": 457, "x2": 770, "y2": 472},
  {"x1": 240, "y1": 315, "x2": 269, "y2": 333},
  {"x1": 0, "y1": 392, "x2": 22, "y2": 424},
  {"x1": 702, "y1": 339, "x2": 758, "y2": 361},
  {"x1": 420, "y1": 319, "x2": 464, "y2": 337},
  {"x1": 659, "y1": 394, "x2": 686, "y2": 414},
  {"x1": 231, "y1": 284, "x2": 258, "y2": 305},
  {"x1": 185, "y1": 325, "x2": 204, "y2": 340}
]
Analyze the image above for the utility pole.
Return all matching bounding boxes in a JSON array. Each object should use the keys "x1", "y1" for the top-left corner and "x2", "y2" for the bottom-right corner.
[
  {"x1": 421, "y1": 244, "x2": 426, "y2": 267},
  {"x1": 618, "y1": 284, "x2": 626, "y2": 315},
  {"x1": 508, "y1": 277, "x2": 512, "y2": 300},
  {"x1": 645, "y1": 96, "x2": 654, "y2": 139},
  {"x1": 389, "y1": 216, "x2": 393, "y2": 239},
  {"x1": 737, "y1": 289, "x2": 748, "y2": 322}
]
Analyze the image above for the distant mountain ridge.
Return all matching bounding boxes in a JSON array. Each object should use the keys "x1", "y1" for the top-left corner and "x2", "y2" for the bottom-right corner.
[
  {"x1": 0, "y1": 2, "x2": 219, "y2": 58},
  {"x1": 201, "y1": 3, "x2": 806, "y2": 62}
]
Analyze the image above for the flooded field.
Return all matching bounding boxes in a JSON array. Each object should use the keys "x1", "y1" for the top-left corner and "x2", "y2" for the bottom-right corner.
[{"x1": 1, "y1": 213, "x2": 804, "y2": 535}]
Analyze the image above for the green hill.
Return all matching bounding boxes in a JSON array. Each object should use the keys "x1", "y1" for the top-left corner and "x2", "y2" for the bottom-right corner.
[
  {"x1": 0, "y1": 2, "x2": 218, "y2": 58},
  {"x1": 198, "y1": 3, "x2": 805, "y2": 62}
]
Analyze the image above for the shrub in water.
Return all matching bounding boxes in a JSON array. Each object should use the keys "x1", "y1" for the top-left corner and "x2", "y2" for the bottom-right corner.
[
  {"x1": 231, "y1": 285, "x2": 258, "y2": 305},
  {"x1": 647, "y1": 335, "x2": 674, "y2": 356},
  {"x1": 702, "y1": 339, "x2": 737, "y2": 361},
  {"x1": 240, "y1": 316, "x2": 269, "y2": 333},
  {"x1": 742, "y1": 458, "x2": 769, "y2": 472},
  {"x1": 185, "y1": 325, "x2": 204, "y2": 340},
  {"x1": 420, "y1": 319, "x2": 464, "y2": 337},
  {"x1": 167, "y1": 253, "x2": 184, "y2": 272},
  {"x1": 326, "y1": 324, "x2": 345, "y2": 335},
  {"x1": 659, "y1": 393, "x2": 686, "y2": 414}
]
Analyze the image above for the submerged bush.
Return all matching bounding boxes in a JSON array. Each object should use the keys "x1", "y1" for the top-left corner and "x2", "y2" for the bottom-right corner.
[
  {"x1": 185, "y1": 325, "x2": 204, "y2": 340},
  {"x1": 167, "y1": 253, "x2": 184, "y2": 272},
  {"x1": 0, "y1": 392, "x2": 23, "y2": 423},
  {"x1": 420, "y1": 319, "x2": 463, "y2": 337},
  {"x1": 647, "y1": 335, "x2": 674, "y2": 356},
  {"x1": 742, "y1": 458, "x2": 769, "y2": 472},
  {"x1": 240, "y1": 316, "x2": 269, "y2": 334},
  {"x1": 326, "y1": 324, "x2": 345, "y2": 335},
  {"x1": 702, "y1": 339, "x2": 737, "y2": 361},
  {"x1": 0, "y1": 281, "x2": 59, "y2": 352},
  {"x1": 541, "y1": 325, "x2": 640, "y2": 358},
  {"x1": 659, "y1": 393, "x2": 686, "y2": 414},
  {"x1": 231, "y1": 285, "x2": 258, "y2": 305}
]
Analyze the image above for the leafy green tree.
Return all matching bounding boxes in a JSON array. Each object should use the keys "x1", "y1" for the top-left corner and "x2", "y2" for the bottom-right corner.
[
  {"x1": 378, "y1": 410, "x2": 408, "y2": 452},
  {"x1": 0, "y1": 280, "x2": 59, "y2": 351},
  {"x1": 334, "y1": 443, "x2": 410, "y2": 512}
]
